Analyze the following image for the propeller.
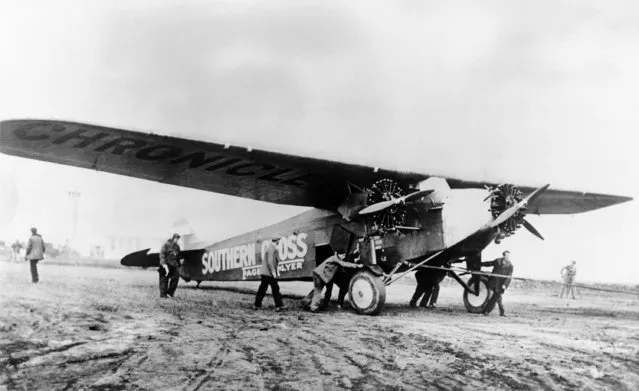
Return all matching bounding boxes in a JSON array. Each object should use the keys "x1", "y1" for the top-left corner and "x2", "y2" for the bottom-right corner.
[
  {"x1": 522, "y1": 218, "x2": 544, "y2": 240},
  {"x1": 489, "y1": 184, "x2": 549, "y2": 229},
  {"x1": 359, "y1": 189, "x2": 433, "y2": 216}
]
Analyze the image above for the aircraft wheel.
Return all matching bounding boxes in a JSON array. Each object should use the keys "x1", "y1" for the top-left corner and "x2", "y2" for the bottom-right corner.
[
  {"x1": 463, "y1": 276, "x2": 491, "y2": 313},
  {"x1": 348, "y1": 270, "x2": 386, "y2": 315}
]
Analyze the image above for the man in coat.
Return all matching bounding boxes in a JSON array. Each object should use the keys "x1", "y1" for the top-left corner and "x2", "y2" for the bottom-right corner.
[
  {"x1": 309, "y1": 250, "x2": 362, "y2": 312},
  {"x1": 322, "y1": 249, "x2": 361, "y2": 309},
  {"x1": 481, "y1": 250, "x2": 514, "y2": 316},
  {"x1": 159, "y1": 233, "x2": 181, "y2": 298},
  {"x1": 254, "y1": 240, "x2": 286, "y2": 311},
  {"x1": 25, "y1": 227, "x2": 46, "y2": 283}
]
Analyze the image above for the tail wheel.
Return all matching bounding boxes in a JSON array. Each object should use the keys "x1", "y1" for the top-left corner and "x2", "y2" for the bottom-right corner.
[
  {"x1": 348, "y1": 270, "x2": 386, "y2": 315},
  {"x1": 463, "y1": 276, "x2": 491, "y2": 313}
]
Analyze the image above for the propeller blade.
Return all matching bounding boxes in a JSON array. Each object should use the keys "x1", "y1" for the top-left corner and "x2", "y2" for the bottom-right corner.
[
  {"x1": 522, "y1": 219, "x2": 544, "y2": 240},
  {"x1": 358, "y1": 190, "x2": 433, "y2": 216},
  {"x1": 403, "y1": 189, "x2": 434, "y2": 202},
  {"x1": 491, "y1": 204, "x2": 520, "y2": 227},
  {"x1": 524, "y1": 184, "x2": 550, "y2": 204},
  {"x1": 359, "y1": 200, "x2": 395, "y2": 215}
]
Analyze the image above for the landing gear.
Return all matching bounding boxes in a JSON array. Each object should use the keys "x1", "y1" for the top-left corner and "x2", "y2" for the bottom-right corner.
[
  {"x1": 463, "y1": 275, "x2": 491, "y2": 313},
  {"x1": 348, "y1": 270, "x2": 386, "y2": 315},
  {"x1": 196, "y1": 280, "x2": 202, "y2": 288}
]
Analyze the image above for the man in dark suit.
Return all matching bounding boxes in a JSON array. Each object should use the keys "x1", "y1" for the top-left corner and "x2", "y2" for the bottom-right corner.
[{"x1": 481, "y1": 250, "x2": 514, "y2": 316}]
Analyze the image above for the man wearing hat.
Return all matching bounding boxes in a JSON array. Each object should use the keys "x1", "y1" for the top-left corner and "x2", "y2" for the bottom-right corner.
[
  {"x1": 159, "y1": 233, "x2": 182, "y2": 298},
  {"x1": 25, "y1": 227, "x2": 46, "y2": 283}
]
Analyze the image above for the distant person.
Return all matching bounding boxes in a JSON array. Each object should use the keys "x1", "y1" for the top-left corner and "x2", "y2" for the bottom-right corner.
[
  {"x1": 560, "y1": 261, "x2": 577, "y2": 299},
  {"x1": 159, "y1": 233, "x2": 181, "y2": 298},
  {"x1": 255, "y1": 240, "x2": 286, "y2": 311},
  {"x1": 25, "y1": 228, "x2": 46, "y2": 283},
  {"x1": 481, "y1": 250, "x2": 514, "y2": 316},
  {"x1": 11, "y1": 240, "x2": 22, "y2": 262},
  {"x1": 309, "y1": 250, "x2": 362, "y2": 312}
]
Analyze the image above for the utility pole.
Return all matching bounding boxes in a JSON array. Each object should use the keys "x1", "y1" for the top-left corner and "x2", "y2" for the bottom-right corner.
[{"x1": 68, "y1": 190, "x2": 81, "y2": 241}]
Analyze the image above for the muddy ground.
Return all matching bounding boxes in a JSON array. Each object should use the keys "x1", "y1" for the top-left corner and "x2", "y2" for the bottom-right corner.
[{"x1": 1, "y1": 261, "x2": 637, "y2": 390}]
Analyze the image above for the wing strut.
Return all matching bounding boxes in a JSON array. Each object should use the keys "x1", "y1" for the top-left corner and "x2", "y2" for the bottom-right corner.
[{"x1": 384, "y1": 250, "x2": 444, "y2": 286}]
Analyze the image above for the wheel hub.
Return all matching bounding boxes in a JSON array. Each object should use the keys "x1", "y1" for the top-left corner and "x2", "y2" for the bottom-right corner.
[
  {"x1": 351, "y1": 279, "x2": 375, "y2": 308},
  {"x1": 467, "y1": 279, "x2": 489, "y2": 307}
]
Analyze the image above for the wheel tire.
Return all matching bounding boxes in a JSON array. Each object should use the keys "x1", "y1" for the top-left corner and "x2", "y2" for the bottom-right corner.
[
  {"x1": 463, "y1": 275, "x2": 491, "y2": 313},
  {"x1": 348, "y1": 270, "x2": 386, "y2": 315}
]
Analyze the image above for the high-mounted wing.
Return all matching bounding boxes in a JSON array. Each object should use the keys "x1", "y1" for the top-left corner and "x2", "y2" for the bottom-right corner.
[{"x1": 0, "y1": 119, "x2": 632, "y2": 213}]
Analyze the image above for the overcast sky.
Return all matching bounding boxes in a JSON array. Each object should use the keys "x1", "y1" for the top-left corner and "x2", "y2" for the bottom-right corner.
[{"x1": 0, "y1": 0, "x2": 637, "y2": 283}]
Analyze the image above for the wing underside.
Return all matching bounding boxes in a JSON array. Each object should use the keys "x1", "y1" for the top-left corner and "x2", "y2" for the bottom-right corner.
[{"x1": 0, "y1": 119, "x2": 631, "y2": 213}]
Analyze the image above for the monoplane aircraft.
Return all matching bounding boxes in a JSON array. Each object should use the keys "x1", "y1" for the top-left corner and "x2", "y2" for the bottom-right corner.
[{"x1": 0, "y1": 119, "x2": 632, "y2": 314}]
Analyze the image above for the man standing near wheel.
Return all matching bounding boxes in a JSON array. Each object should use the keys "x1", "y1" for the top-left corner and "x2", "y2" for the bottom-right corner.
[
  {"x1": 409, "y1": 263, "x2": 448, "y2": 309},
  {"x1": 481, "y1": 250, "x2": 514, "y2": 316},
  {"x1": 423, "y1": 263, "x2": 450, "y2": 309},
  {"x1": 409, "y1": 268, "x2": 431, "y2": 308},
  {"x1": 322, "y1": 249, "x2": 361, "y2": 309},
  {"x1": 309, "y1": 250, "x2": 362, "y2": 312}
]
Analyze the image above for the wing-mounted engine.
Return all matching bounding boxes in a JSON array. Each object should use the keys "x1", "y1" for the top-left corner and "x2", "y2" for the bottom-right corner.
[
  {"x1": 486, "y1": 184, "x2": 545, "y2": 242},
  {"x1": 486, "y1": 184, "x2": 525, "y2": 240}
]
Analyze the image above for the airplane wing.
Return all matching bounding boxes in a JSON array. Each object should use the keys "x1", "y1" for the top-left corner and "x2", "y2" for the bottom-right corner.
[{"x1": 0, "y1": 119, "x2": 632, "y2": 213}]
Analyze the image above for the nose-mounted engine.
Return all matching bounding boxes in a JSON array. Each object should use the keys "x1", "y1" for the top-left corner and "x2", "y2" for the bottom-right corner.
[
  {"x1": 336, "y1": 178, "x2": 413, "y2": 234},
  {"x1": 365, "y1": 178, "x2": 407, "y2": 233}
]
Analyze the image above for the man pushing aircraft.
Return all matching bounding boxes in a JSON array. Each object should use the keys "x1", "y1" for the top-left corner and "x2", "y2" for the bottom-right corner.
[
  {"x1": 481, "y1": 250, "x2": 514, "y2": 316},
  {"x1": 308, "y1": 250, "x2": 363, "y2": 312}
]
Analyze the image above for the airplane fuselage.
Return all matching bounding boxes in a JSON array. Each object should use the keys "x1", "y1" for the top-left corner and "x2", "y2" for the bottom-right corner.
[{"x1": 175, "y1": 188, "x2": 501, "y2": 283}]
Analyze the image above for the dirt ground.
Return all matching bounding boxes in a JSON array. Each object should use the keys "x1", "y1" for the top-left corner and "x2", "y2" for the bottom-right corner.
[{"x1": 1, "y1": 261, "x2": 637, "y2": 391}]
